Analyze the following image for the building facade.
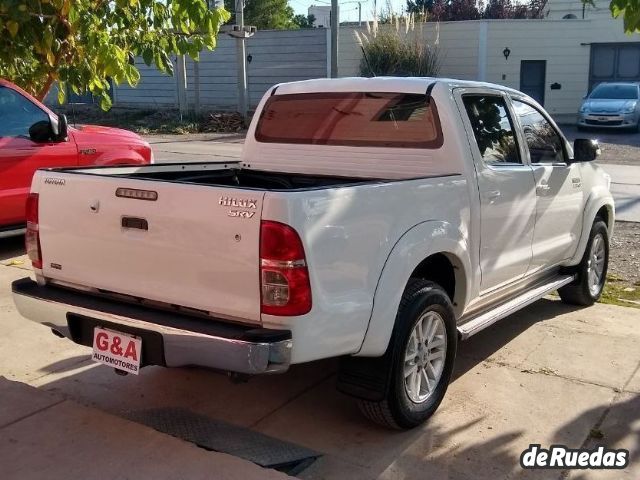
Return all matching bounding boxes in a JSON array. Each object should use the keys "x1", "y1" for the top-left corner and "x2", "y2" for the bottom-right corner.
[{"x1": 338, "y1": 0, "x2": 640, "y2": 122}]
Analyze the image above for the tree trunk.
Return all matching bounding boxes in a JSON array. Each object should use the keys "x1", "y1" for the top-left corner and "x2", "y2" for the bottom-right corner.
[{"x1": 36, "y1": 74, "x2": 56, "y2": 102}]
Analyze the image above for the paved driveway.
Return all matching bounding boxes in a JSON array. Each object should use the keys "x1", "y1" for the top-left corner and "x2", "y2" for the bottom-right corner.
[
  {"x1": 0, "y1": 239, "x2": 639, "y2": 479},
  {"x1": 1, "y1": 132, "x2": 638, "y2": 479},
  {"x1": 561, "y1": 125, "x2": 640, "y2": 166}
]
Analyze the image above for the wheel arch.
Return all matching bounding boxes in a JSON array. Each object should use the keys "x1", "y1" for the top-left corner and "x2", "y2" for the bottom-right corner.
[
  {"x1": 409, "y1": 252, "x2": 467, "y2": 311},
  {"x1": 567, "y1": 191, "x2": 614, "y2": 267},
  {"x1": 355, "y1": 220, "x2": 472, "y2": 357},
  {"x1": 595, "y1": 203, "x2": 613, "y2": 232}
]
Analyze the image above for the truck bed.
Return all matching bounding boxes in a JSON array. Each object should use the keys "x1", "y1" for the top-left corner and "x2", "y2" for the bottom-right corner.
[
  {"x1": 29, "y1": 162, "x2": 403, "y2": 327},
  {"x1": 55, "y1": 162, "x2": 381, "y2": 191}
]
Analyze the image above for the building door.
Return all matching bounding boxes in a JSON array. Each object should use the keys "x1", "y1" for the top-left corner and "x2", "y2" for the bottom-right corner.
[
  {"x1": 520, "y1": 60, "x2": 546, "y2": 105},
  {"x1": 590, "y1": 43, "x2": 640, "y2": 92}
]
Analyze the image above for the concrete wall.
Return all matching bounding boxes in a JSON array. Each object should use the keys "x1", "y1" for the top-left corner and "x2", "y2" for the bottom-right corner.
[
  {"x1": 114, "y1": 28, "x2": 327, "y2": 111},
  {"x1": 338, "y1": 22, "x2": 480, "y2": 80},
  {"x1": 115, "y1": 60, "x2": 178, "y2": 107}
]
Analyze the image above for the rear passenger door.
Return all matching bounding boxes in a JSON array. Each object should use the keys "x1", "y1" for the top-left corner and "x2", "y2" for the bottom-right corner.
[
  {"x1": 509, "y1": 98, "x2": 584, "y2": 273},
  {"x1": 456, "y1": 91, "x2": 537, "y2": 294}
]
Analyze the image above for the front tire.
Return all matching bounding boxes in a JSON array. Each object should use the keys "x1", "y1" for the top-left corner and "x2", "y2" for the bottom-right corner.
[
  {"x1": 559, "y1": 219, "x2": 609, "y2": 306},
  {"x1": 358, "y1": 280, "x2": 457, "y2": 429}
]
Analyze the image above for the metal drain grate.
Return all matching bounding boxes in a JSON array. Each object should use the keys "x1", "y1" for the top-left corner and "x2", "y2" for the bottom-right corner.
[{"x1": 127, "y1": 407, "x2": 319, "y2": 475}]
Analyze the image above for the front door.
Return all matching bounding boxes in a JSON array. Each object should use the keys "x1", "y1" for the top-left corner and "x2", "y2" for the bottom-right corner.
[
  {"x1": 458, "y1": 92, "x2": 537, "y2": 294},
  {"x1": 0, "y1": 86, "x2": 77, "y2": 227},
  {"x1": 510, "y1": 98, "x2": 584, "y2": 273},
  {"x1": 520, "y1": 60, "x2": 546, "y2": 106}
]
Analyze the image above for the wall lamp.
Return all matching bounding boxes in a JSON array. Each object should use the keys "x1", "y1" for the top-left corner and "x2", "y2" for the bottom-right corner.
[{"x1": 503, "y1": 47, "x2": 511, "y2": 61}]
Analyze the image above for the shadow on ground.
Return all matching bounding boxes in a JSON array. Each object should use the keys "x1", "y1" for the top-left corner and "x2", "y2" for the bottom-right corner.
[
  {"x1": 25, "y1": 296, "x2": 637, "y2": 479},
  {"x1": 0, "y1": 237, "x2": 25, "y2": 263}
]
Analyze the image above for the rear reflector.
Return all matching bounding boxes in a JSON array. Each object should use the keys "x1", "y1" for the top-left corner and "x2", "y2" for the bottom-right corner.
[
  {"x1": 25, "y1": 193, "x2": 42, "y2": 269},
  {"x1": 260, "y1": 221, "x2": 311, "y2": 316}
]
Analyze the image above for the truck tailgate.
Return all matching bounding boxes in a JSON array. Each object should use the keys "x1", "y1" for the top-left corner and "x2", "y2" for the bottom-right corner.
[{"x1": 36, "y1": 172, "x2": 264, "y2": 324}]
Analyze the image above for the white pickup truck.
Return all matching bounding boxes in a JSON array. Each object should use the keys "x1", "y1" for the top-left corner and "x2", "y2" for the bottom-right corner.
[{"x1": 13, "y1": 78, "x2": 614, "y2": 429}]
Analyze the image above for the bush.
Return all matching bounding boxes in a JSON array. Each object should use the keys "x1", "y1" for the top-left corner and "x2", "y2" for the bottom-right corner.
[{"x1": 355, "y1": 16, "x2": 440, "y2": 77}]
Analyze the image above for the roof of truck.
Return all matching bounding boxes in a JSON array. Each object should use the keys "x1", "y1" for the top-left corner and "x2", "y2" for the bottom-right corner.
[{"x1": 273, "y1": 77, "x2": 524, "y2": 97}]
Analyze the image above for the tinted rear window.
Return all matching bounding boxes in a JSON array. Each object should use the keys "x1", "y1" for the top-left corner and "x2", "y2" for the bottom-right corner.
[
  {"x1": 590, "y1": 84, "x2": 639, "y2": 100},
  {"x1": 255, "y1": 92, "x2": 443, "y2": 148}
]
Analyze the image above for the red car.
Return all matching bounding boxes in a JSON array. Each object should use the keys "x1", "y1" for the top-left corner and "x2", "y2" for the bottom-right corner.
[{"x1": 0, "y1": 79, "x2": 153, "y2": 236}]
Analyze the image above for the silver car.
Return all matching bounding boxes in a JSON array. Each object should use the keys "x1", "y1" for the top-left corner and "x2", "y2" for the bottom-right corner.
[{"x1": 577, "y1": 82, "x2": 640, "y2": 131}]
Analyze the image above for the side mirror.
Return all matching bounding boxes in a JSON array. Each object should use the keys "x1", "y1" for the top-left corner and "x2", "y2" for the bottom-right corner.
[
  {"x1": 56, "y1": 113, "x2": 68, "y2": 141},
  {"x1": 29, "y1": 120, "x2": 54, "y2": 142},
  {"x1": 573, "y1": 138, "x2": 600, "y2": 162},
  {"x1": 50, "y1": 112, "x2": 68, "y2": 140}
]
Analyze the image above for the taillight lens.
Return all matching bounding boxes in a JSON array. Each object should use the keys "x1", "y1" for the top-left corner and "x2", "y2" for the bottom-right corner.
[
  {"x1": 25, "y1": 193, "x2": 42, "y2": 269},
  {"x1": 260, "y1": 220, "x2": 311, "y2": 316}
]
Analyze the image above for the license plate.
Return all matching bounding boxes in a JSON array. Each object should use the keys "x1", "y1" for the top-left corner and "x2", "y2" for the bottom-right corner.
[{"x1": 92, "y1": 327, "x2": 142, "y2": 375}]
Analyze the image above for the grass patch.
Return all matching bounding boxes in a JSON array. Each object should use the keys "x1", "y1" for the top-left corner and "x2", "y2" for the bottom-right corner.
[{"x1": 599, "y1": 275, "x2": 640, "y2": 309}]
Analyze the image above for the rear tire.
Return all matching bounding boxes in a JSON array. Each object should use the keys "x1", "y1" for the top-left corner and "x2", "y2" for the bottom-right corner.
[
  {"x1": 357, "y1": 280, "x2": 457, "y2": 429},
  {"x1": 559, "y1": 219, "x2": 609, "y2": 306}
]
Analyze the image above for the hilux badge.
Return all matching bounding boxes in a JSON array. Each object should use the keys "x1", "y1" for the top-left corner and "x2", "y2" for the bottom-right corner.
[
  {"x1": 218, "y1": 196, "x2": 258, "y2": 209},
  {"x1": 219, "y1": 196, "x2": 258, "y2": 219}
]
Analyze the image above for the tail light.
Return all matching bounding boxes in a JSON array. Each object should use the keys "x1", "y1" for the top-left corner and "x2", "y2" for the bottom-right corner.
[
  {"x1": 25, "y1": 193, "x2": 42, "y2": 269},
  {"x1": 260, "y1": 220, "x2": 311, "y2": 316}
]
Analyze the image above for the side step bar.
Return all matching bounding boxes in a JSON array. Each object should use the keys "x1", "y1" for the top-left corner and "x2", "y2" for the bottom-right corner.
[{"x1": 457, "y1": 274, "x2": 575, "y2": 340}]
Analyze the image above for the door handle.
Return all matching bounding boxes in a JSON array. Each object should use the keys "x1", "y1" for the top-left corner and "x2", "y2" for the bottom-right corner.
[
  {"x1": 484, "y1": 190, "x2": 501, "y2": 200},
  {"x1": 122, "y1": 216, "x2": 148, "y2": 231},
  {"x1": 536, "y1": 184, "x2": 551, "y2": 194}
]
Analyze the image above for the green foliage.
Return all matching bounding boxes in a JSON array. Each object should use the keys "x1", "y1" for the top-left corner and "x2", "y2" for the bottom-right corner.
[
  {"x1": 293, "y1": 14, "x2": 316, "y2": 29},
  {"x1": 0, "y1": 0, "x2": 230, "y2": 110},
  {"x1": 356, "y1": 19, "x2": 440, "y2": 77},
  {"x1": 407, "y1": 0, "x2": 547, "y2": 20},
  {"x1": 224, "y1": 0, "x2": 297, "y2": 30},
  {"x1": 606, "y1": 0, "x2": 640, "y2": 32}
]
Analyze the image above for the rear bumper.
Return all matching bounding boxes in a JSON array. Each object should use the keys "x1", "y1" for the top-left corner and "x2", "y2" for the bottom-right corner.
[{"x1": 11, "y1": 278, "x2": 292, "y2": 374}]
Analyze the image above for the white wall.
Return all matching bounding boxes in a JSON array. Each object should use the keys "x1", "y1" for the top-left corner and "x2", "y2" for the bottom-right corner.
[
  {"x1": 309, "y1": 6, "x2": 332, "y2": 28},
  {"x1": 338, "y1": 15, "x2": 640, "y2": 122}
]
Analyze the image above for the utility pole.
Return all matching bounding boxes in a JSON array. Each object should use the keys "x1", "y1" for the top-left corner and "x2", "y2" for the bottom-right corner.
[
  {"x1": 330, "y1": 0, "x2": 338, "y2": 78},
  {"x1": 176, "y1": 54, "x2": 188, "y2": 120},
  {"x1": 358, "y1": 1, "x2": 362, "y2": 26},
  {"x1": 235, "y1": 0, "x2": 248, "y2": 122}
]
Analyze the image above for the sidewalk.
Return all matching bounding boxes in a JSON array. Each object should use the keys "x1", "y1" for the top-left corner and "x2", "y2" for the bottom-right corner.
[{"x1": 0, "y1": 377, "x2": 289, "y2": 480}]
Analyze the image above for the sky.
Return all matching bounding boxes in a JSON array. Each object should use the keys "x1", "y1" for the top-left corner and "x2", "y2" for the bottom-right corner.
[{"x1": 289, "y1": 0, "x2": 408, "y2": 23}]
